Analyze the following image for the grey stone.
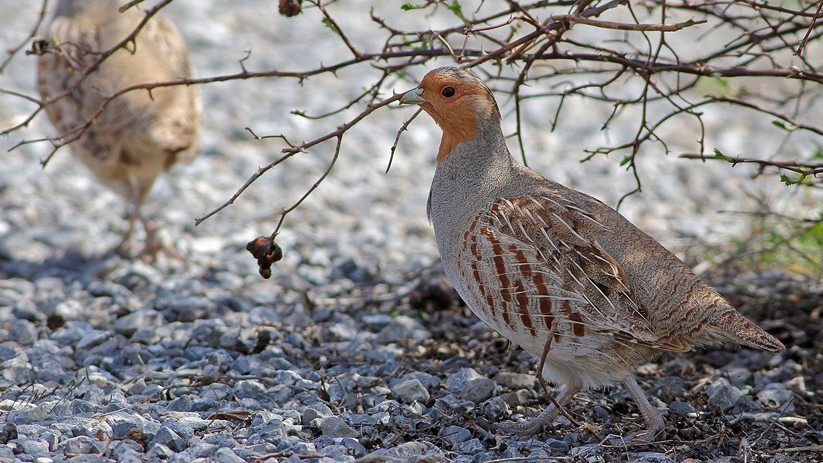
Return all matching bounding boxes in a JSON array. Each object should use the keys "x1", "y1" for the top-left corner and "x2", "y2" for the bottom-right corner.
[
  {"x1": 161, "y1": 419, "x2": 195, "y2": 440},
  {"x1": 319, "y1": 416, "x2": 358, "y2": 438},
  {"x1": 390, "y1": 371, "x2": 440, "y2": 390},
  {"x1": 458, "y1": 438, "x2": 485, "y2": 455},
  {"x1": 302, "y1": 403, "x2": 333, "y2": 425},
  {"x1": 757, "y1": 384, "x2": 794, "y2": 412},
  {"x1": 733, "y1": 395, "x2": 762, "y2": 412},
  {"x1": 70, "y1": 399, "x2": 101, "y2": 414},
  {"x1": 707, "y1": 378, "x2": 744, "y2": 411},
  {"x1": 8, "y1": 319, "x2": 38, "y2": 345},
  {"x1": 230, "y1": 356, "x2": 264, "y2": 375},
  {"x1": 114, "y1": 309, "x2": 164, "y2": 337},
  {"x1": 61, "y1": 436, "x2": 102, "y2": 454},
  {"x1": 202, "y1": 432, "x2": 239, "y2": 448},
  {"x1": 187, "y1": 441, "x2": 218, "y2": 459},
  {"x1": 108, "y1": 440, "x2": 144, "y2": 460},
  {"x1": 125, "y1": 378, "x2": 146, "y2": 396},
  {"x1": 75, "y1": 331, "x2": 112, "y2": 351},
  {"x1": 545, "y1": 438, "x2": 570, "y2": 455},
  {"x1": 669, "y1": 401, "x2": 696, "y2": 416},
  {"x1": 147, "y1": 443, "x2": 174, "y2": 460},
  {"x1": 446, "y1": 369, "x2": 497, "y2": 403},
  {"x1": 722, "y1": 367, "x2": 753, "y2": 388},
  {"x1": 592, "y1": 405, "x2": 610, "y2": 420},
  {"x1": 105, "y1": 410, "x2": 147, "y2": 437},
  {"x1": 150, "y1": 426, "x2": 184, "y2": 451},
  {"x1": 629, "y1": 451, "x2": 674, "y2": 463},
  {"x1": 390, "y1": 441, "x2": 444, "y2": 459},
  {"x1": 252, "y1": 418, "x2": 287, "y2": 444},
  {"x1": 12, "y1": 300, "x2": 42, "y2": 322},
  {"x1": 166, "y1": 395, "x2": 193, "y2": 412},
  {"x1": 479, "y1": 396, "x2": 509, "y2": 420},
  {"x1": 2, "y1": 367, "x2": 33, "y2": 385},
  {"x1": 494, "y1": 372, "x2": 536, "y2": 389},
  {"x1": 433, "y1": 394, "x2": 475, "y2": 415},
  {"x1": 392, "y1": 378, "x2": 430, "y2": 404},
  {"x1": 441, "y1": 426, "x2": 471, "y2": 446},
  {"x1": 274, "y1": 370, "x2": 303, "y2": 387},
  {"x1": 376, "y1": 315, "x2": 432, "y2": 343},
  {"x1": 268, "y1": 384, "x2": 294, "y2": 403},
  {"x1": 40, "y1": 432, "x2": 58, "y2": 451},
  {"x1": 525, "y1": 448, "x2": 551, "y2": 463},
  {"x1": 341, "y1": 437, "x2": 366, "y2": 458},
  {"x1": 321, "y1": 444, "x2": 350, "y2": 459},
  {"x1": 13, "y1": 439, "x2": 49, "y2": 457},
  {"x1": 49, "y1": 322, "x2": 93, "y2": 346},
  {"x1": 361, "y1": 314, "x2": 393, "y2": 328},
  {"x1": 213, "y1": 447, "x2": 245, "y2": 463},
  {"x1": 234, "y1": 380, "x2": 266, "y2": 395}
]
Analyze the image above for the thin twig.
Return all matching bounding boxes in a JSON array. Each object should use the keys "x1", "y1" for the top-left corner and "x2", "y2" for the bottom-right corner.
[
  {"x1": 195, "y1": 93, "x2": 404, "y2": 226},
  {"x1": 387, "y1": 107, "x2": 423, "y2": 173},
  {"x1": 0, "y1": 0, "x2": 49, "y2": 74}
]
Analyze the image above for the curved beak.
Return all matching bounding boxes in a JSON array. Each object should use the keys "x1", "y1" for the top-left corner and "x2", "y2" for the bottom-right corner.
[{"x1": 399, "y1": 87, "x2": 427, "y2": 105}]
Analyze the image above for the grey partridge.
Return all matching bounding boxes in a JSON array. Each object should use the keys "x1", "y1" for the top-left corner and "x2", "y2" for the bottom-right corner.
[
  {"x1": 37, "y1": 0, "x2": 201, "y2": 260},
  {"x1": 399, "y1": 67, "x2": 784, "y2": 441}
]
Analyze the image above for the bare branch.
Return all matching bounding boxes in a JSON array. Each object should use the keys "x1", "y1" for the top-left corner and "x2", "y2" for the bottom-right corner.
[
  {"x1": 551, "y1": 15, "x2": 707, "y2": 32},
  {"x1": 0, "y1": 0, "x2": 49, "y2": 74},
  {"x1": 195, "y1": 93, "x2": 405, "y2": 226}
]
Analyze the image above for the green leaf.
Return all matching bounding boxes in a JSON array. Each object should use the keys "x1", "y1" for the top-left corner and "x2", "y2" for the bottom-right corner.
[
  {"x1": 772, "y1": 120, "x2": 798, "y2": 132},
  {"x1": 713, "y1": 148, "x2": 733, "y2": 162},
  {"x1": 401, "y1": 2, "x2": 425, "y2": 10},
  {"x1": 780, "y1": 174, "x2": 798, "y2": 186},
  {"x1": 448, "y1": 0, "x2": 466, "y2": 21},
  {"x1": 321, "y1": 17, "x2": 334, "y2": 29},
  {"x1": 619, "y1": 155, "x2": 632, "y2": 167}
]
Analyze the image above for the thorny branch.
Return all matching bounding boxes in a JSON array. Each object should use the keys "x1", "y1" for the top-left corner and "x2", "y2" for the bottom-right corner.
[{"x1": 3, "y1": 0, "x2": 823, "y2": 262}]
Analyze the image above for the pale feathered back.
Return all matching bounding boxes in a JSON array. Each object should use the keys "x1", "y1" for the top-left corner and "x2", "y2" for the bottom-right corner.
[{"x1": 38, "y1": 0, "x2": 200, "y2": 205}]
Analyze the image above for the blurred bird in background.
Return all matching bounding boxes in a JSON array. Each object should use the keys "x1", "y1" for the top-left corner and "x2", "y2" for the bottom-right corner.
[{"x1": 37, "y1": 0, "x2": 201, "y2": 261}]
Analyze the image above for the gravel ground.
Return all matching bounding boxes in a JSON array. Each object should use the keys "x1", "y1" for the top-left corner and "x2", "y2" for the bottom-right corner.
[{"x1": 1, "y1": 1, "x2": 822, "y2": 463}]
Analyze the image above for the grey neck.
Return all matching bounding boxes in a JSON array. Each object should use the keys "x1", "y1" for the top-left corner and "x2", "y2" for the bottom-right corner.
[{"x1": 427, "y1": 115, "x2": 516, "y2": 226}]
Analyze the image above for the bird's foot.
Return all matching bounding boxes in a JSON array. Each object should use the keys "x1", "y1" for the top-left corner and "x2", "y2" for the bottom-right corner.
[
  {"x1": 631, "y1": 422, "x2": 666, "y2": 443},
  {"x1": 139, "y1": 224, "x2": 186, "y2": 263},
  {"x1": 496, "y1": 402, "x2": 559, "y2": 437},
  {"x1": 623, "y1": 376, "x2": 667, "y2": 443}
]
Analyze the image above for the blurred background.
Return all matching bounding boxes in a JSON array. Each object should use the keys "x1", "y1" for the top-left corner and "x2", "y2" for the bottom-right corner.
[{"x1": 1, "y1": 0, "x2": 821, "y2": 283}]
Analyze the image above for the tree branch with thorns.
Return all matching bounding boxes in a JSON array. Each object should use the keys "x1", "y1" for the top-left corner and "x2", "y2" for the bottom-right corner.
[{"x1": 3, "y1": 0, "x2": 823, "y2": 274}]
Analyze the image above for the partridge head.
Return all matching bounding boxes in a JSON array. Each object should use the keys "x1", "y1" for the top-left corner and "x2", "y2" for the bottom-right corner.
[
  {"x1": 37, "y1": 0, "x2": 201, "y2": 260},
  {"x1": 400, "y1": 67, "x2": 784, "y2": 441}
]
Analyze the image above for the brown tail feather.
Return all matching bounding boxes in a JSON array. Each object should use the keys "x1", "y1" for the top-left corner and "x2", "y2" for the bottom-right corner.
[{"x1": 708, "y1": 308, "x2": 785, "y2": 353}]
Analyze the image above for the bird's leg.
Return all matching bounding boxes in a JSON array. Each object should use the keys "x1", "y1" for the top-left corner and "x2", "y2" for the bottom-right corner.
[
  {"x1": 535, "y1": 319, "x2": 579, "y2": 427},
  {"x1": 623, "y1": 376, "x2": 666, "y2": 442},
  {"x1": 138, "y1": 214, "x2": 186, "y2": 263},
  {"x1": 113, "y1": 206, "x2": 140, "y2": 255},
  {"x1": 497, "y1": 319, "x2": 580, "y2": 436}
]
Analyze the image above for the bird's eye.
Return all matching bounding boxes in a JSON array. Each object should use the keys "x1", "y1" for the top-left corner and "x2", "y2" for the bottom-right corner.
[{"x1": 441, "y1": 87, "x2": 456, "y2": 98}]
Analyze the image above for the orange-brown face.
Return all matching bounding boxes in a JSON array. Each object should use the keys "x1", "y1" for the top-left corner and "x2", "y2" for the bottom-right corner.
[{"x1": 401, "y1": 67, "x2": 500, "y2": 163}]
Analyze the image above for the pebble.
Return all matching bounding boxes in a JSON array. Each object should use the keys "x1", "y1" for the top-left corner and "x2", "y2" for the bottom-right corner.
[
  {"x1": 707, "y1": 378, "x2": 744, "y2": 411},
  {"x1": 319, "y1": 417, "x2": 358, "y2": 438},
  {"x1": 447, "y1": 369, "x2": 497, "y2": 403},
  {"x1": 392, "y1": 378, "x2": 431, "y2": 403},
  {"x1": 669, "y1": 401, "x2": 696, "y2": 416},
  {"x1": 494, "y1": 372, "x2": 537, "y2": 389}
]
